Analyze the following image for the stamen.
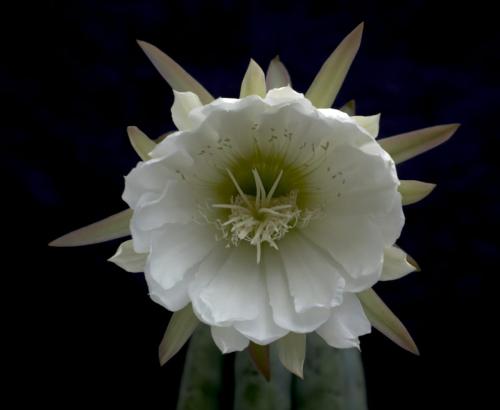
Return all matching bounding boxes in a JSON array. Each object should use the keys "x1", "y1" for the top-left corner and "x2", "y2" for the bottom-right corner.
[
  {"x1": 266, "y1": 170, "x2": 284, "y2": 202},
  {"x1": 212, "y1": 204, "x2": 249, "y2": 212},
  {"x1": 226, "y1": 168, "x2": 252, "y2": 209},
  {"x1": 209, "y1": 169, "x2": 320, "y2": 263},
  {"x1": 252, "y1": 168, "x2": 266, "y2": 209}
]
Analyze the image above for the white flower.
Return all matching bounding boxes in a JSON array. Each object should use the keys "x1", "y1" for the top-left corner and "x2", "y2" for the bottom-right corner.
[
  {"x1": 51, "y1": 23, "x2": 459, "y2": 378},
  {"x1": 115, "y1": 85, "x2": 402, "y2": 353}
]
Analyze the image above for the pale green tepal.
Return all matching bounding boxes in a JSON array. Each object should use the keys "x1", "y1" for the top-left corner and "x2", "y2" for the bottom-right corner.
[{"x1": 50, "y1": 23, "x2": 459, "y2": 409}]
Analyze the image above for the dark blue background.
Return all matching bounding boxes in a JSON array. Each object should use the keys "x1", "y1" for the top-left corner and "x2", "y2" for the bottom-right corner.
[{"x1": 5, "y1": 0, "x2": 498, "y2": 408}]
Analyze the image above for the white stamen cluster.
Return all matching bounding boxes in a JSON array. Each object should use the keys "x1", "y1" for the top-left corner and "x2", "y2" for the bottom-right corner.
[{"x1": 213, "y1": 168, "x2": 318, "y2": 263}]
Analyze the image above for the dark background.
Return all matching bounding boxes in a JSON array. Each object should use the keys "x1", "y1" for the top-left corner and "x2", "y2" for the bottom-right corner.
[{"x1": 5, "y1": 0, "x2": 498, "y2": 408}]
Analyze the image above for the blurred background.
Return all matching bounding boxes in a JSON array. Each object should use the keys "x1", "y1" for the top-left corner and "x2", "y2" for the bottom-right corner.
[{"x1": 4, "y1": 0, "x2": 498, "y2": 408}]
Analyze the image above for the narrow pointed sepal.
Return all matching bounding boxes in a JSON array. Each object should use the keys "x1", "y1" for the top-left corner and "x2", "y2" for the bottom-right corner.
[
  {"x1": 249, "y1": 342, "x2": 271, "y2": 381},
  {"x1": 108, "y1": 240, "x2": 147, "y2": 273},
  {"x1": 379, "y1": 124, "x2": 460, "y2": 164},
  {"x1": 305, "y1": 23, "x2": 364, "y2": 108},
  {"x1": 266, "y1": 56, "x2": 291, "y2": 90},
  {"x1": 240, "y1": 59, "x2": 267, "y2": 98},
  {"x1": 380, "y1": 246, "x2": 417, "y2": 281},
  {"x1": 277, "y1": 333, "x2": 306, "y2": 378},
  {"x1": 399, "y1": 180, "x2": 436, "y2": 205},
  {"x1": 358, "y1": 289, "x2": 419, "y2": 355},
  {"x1": 136, "y1": 40, "x2": 214, "y2": 104},
  {"x1": 49, "y1": 209, "x2": 132, "y2": 247},
  {"x1": 339, "y1": 99, "x2": 356, "y2": 115},
  {"x1": 353, "y1": 114, "x2": 381, "y2": 138},
  {"x1": 127, "y1": 126, "x2": 156, "y2": 161},
  {"x1": 159, "y1": 304, "x2": 199, "y2": 366}
]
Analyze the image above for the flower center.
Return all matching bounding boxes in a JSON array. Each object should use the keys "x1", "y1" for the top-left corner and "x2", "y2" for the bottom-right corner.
[{"x1": 212, "y1": 168, "x2": 319, "y2": 263}]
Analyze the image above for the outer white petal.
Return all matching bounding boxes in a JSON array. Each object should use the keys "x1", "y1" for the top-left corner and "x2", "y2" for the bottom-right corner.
[
  {"x1": 310, "y1": 144, "x2": 399, "y2": 217},
  {"x1": 108, "y1": 240, "x2": 146, "y2": 272},
  {"x1": 185, "y1": 96, "x2": 261, "y2": 134},
  {"x1": 147, "y1": 223, "x2": 216, "y2": 290},
  {"x1": 129, "y1": 215, "x2": 152, "y2": 254},
  {"x1": 133, "y1": 180, "x2": 197, "y2": 230},
  {"x1": 145, "y1": 268, "x2": 194, "y2": 311},
  {"x1": 352, "y1": 114, "x2": 380, "y2": 138},
  {"x1": 210, "y1": 326, "x2": 249, "y2": 353},
  {"x1": 122, "y1": 159, "x2": 171, "y2": 209},
  {"x1": 232, "y1": 284, "x2": 288, "y2": 345},
  {"x1": 302, "y1": 218, "x2": 384, "y2": 290},
  {"x1": 279, "y1": 233, "x2": 345, "y2": 313},
  {"x1": 171, "y1": 90, "x2": 203, "y2": 131},
  {"x1": 264, "y1": 86, "x2": 307, "y2": 105},
  {"x1": 277, "y1": 333, "x2": 306, "y2": 378},
  {"x1": 370, "y1": 194, "x2": 405, "y2": 247},
  {"x1": 316, "y1": 293, "x2": 371, "y2": 349},
  {"x1": 264, "y1": 249, "x2": 330, "y2": 333},
  {"x1": 317, "y1": 108, "x2": 376, "y2": 147},
  {"x1": 380, "y1": 246, "x2": 416, "y2": 281},
  {"x1": 191, "y1": 246, "x2": 263, "y2": 326}
]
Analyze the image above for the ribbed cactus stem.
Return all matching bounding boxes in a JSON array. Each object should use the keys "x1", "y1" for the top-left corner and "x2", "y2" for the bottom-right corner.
[
  {"x1": 176, "y1": 326, "x2": 224, "y2": 410},
  {"x1": 233, "y1": 346, "x2": 292, "y2": 410},
  {"x1": 293, "y1": 333, "x2": 368, "y2": 410}
]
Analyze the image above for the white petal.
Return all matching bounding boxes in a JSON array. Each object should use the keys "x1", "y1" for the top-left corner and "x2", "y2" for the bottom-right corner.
[
  {"x1": 145, "y1": 268, "x2": 194, "y2": 311},
  {"x1": 232, "y1": 283, "x2": 288, "y2": 345},
  {"x1": 264, "y1": 248, "x2": 330, "y2": 333},
  {"x1": 279, "y1": 233, "x2": 345, "y2": 313},
  {"x1": 129, "y1": 216, "x2": 152, "y2": 253},
  {"x1": 189, "y1": 245, "x2": 232, "y2": 323},
  {"x1": 159, "y1": 304, "x2": 199, "y2": 365},
  {"x1": 352, "y1": 114, "x2": 380, "y2": 138},
  {"x1": 310, "y1": 144, "x2": 399, "y2": 217},
  {"x1": 193, "y1": 246, "x2": 262, "y2": 326},
  {"x1": 277, "y1": 333, "x2": 306, "y2": 378},
  {"x1": 171, "y1": 90, "x2": 203, "y2": 131},
  {"x1": 108, "y1": 240, "x2": 146, "y2": 272},
  {"x1": 122, "y1": 159, "x2": 171, "y2": 209},
  {"x1": 380, "y1": 246, "x2": 416, "y2": 281},
  {"x1": 211, "y1": 326, "x2": 249, "y2": 353},
  {"x1": 316, "y1": 293, "x2": 371, "y2": 349},
  {"x1": 264, "y1": 86, "x2": 307, "y2": 105},
  {"x1": 302, "y1": 218, "x2": 384, "y2": 291},
  {"x1": 369, "y1": 194, "x2": 405, "y2": 246},
  {"x1": 147, "y1": 223, "x2": 216, "y2": 289},
  {"x1": 133, "y1": 180, "x2": 196, "y2": 230}
]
